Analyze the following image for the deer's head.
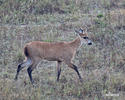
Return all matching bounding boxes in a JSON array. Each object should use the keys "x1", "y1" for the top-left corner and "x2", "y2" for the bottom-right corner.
[{"x1": 75, "y1": 28, "x2": 92, "y2": 45}]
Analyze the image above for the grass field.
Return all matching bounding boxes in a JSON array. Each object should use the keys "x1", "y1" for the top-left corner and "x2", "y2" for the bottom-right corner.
[{"x1": 0, "y1": 0, "x2": 125, "y2": 100}]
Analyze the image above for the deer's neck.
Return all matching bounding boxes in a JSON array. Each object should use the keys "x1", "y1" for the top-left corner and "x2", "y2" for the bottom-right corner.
[{"x1": 69, "y1": 37, "x2": 81, "y2": 50}]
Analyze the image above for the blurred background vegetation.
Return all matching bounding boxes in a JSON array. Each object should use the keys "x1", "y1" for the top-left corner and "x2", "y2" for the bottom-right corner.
[{"x1": 0, "y1": 0, "x2": 125, "y2": 100}]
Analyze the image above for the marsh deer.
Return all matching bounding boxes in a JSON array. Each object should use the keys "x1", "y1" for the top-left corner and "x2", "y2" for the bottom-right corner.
[{"x1": 15, "y1": 28, "x2": 92, "y2": 84}]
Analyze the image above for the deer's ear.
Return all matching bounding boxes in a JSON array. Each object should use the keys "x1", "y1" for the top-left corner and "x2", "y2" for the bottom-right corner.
[
  {"x1": 74, "y1": 28, "x2": 85, "y2": 35},
  {"x1": 74, "y1": 30, "x2": 81, "y2": 36},
  {"x1": 75, "y1": 30, "x2": 79, "y2": 34},
  {"x1": 79, "y1": 28, "x2": 84, "y2": 34}
]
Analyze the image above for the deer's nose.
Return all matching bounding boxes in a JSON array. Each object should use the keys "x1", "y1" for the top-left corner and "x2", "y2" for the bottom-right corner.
[
  {"x1": 88, "y1": 42, "x2": 92, "y2": 45},
  {"x1": 88, "y1": 40, "x2": 92, "y2": 45}
]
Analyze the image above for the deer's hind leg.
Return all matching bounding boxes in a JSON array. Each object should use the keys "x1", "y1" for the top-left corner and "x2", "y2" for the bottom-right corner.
[
  {"x1": 27, "y1": 58, "x2": 41, "y2": 84},
  {"x1": 15, "y1": 58, "x2": 32, "y2": 80},
  {"x1": 57, "y1": 61, "x2": 62, "y2": 81}
]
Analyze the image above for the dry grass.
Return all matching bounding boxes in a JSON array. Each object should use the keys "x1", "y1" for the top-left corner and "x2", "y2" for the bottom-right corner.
[{"x1": 0, "y1": 0, "x2": 125, "y2": 100}]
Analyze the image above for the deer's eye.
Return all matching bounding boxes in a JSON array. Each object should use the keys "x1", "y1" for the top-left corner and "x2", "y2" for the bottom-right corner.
[{"x1": 83, "y1": 37, "x2": 88, "y2": 39}]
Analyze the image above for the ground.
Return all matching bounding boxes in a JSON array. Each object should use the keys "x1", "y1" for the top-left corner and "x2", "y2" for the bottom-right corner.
[{"x1": 0, "y1": 0, "x2": 125, "y2": 100}]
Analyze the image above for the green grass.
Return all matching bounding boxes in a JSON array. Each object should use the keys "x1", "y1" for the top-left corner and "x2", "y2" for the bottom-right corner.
[{"x1": 0, "y1": 0, "x2": 125, "y2": 100}]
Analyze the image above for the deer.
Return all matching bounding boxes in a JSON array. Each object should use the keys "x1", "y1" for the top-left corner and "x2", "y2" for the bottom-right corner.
[{"x1": 14, "y1": 28, "x2": 92, "y2": 84}]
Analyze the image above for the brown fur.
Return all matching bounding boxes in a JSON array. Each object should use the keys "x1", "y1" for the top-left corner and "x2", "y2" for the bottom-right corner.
[{"x1": 24, "y1": 37, "x2": 80, "y2": 63}]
